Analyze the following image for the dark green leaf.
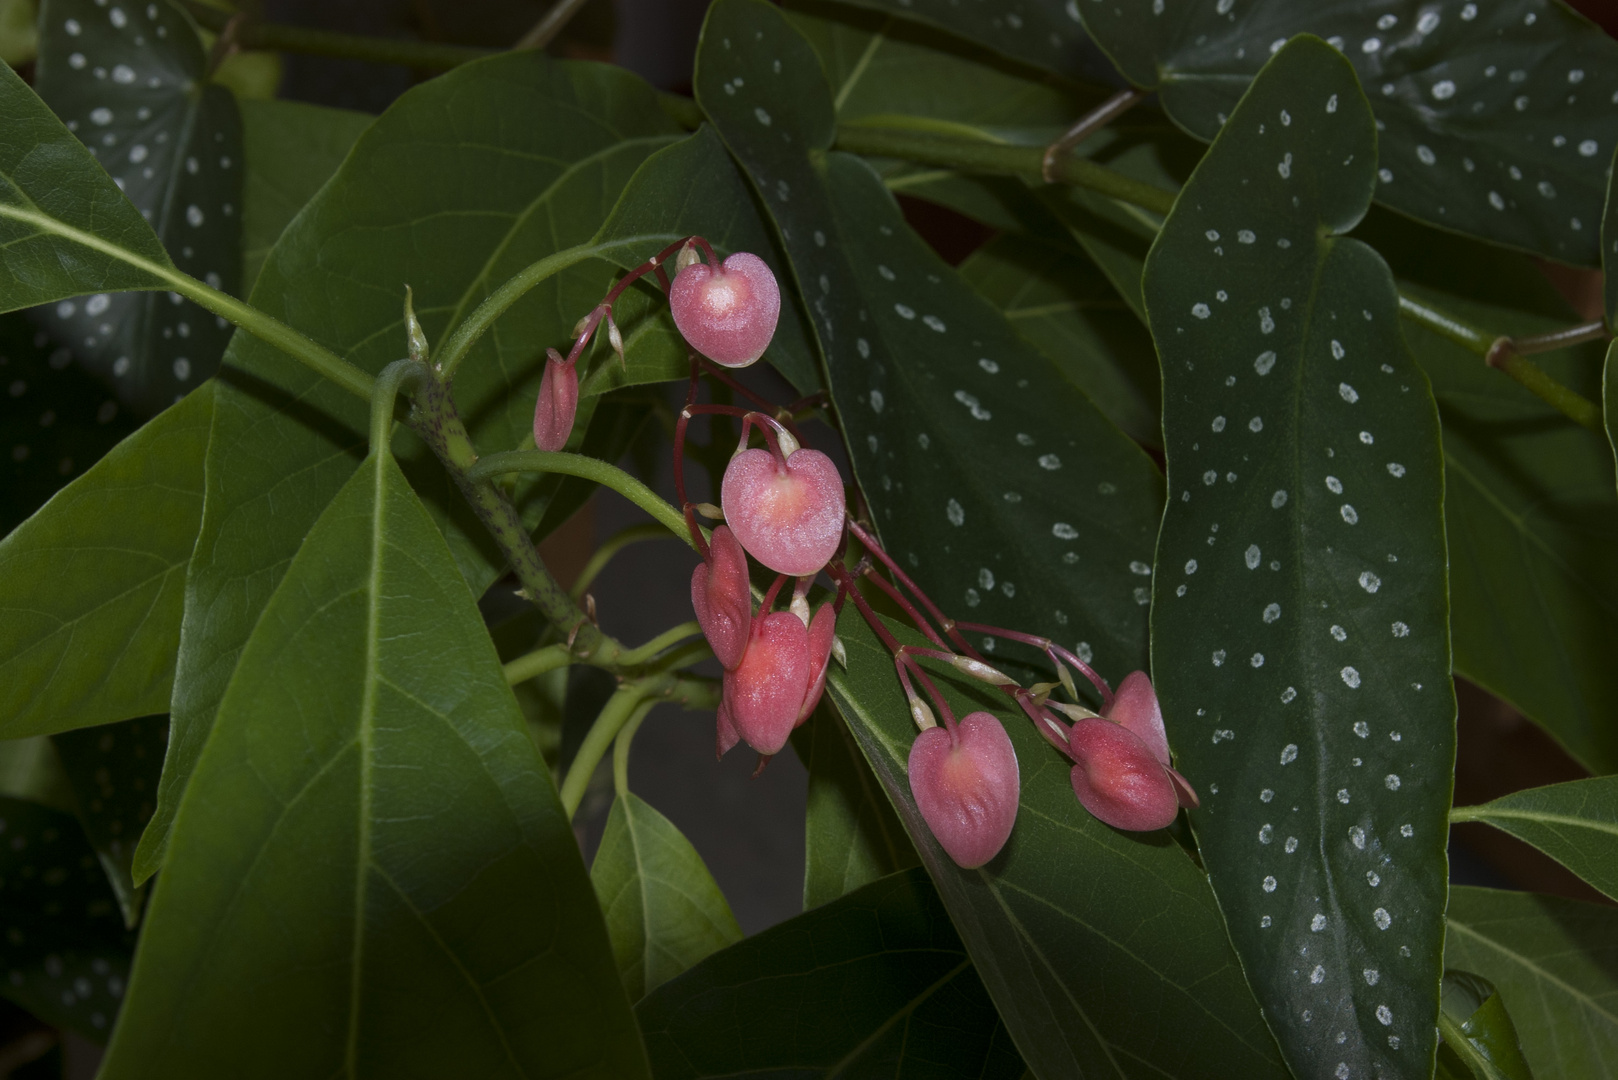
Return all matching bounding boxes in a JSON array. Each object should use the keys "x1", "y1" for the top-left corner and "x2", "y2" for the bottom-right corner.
[
  {"x1": 792, "y1": 703, "x2": 917, "y2": 910},
  {"x1": 592, "y1": 123, "x2": 821, "y2": 394},
  {"x1": 636, "y1": 866, "x2": 1025, "y2": 1080},
  {"x1": 1607, "y1": 341, "x2": 1618, "y2": 496},
  {"x1": 0, "y1": 382, "x2": 208, "y2": 739},
  {"x1": 100, "y1": 449, "x2": 646, "y2": 1078},
  {"x1": 238, "y1": 98, "x2": 371, "y2": 293},
  {"x1": 0, "y1": 309, "x2": 139, "y2": 533},
  {"x1": 50, "y1": 716, "x2": 165, "y2": 926},
  {"x1": 1437, "y1": 969, "x2": 1536, "y2": 1080},
  {"x1": 591, "y1": 790, "x2": 742, "y2": 1002},
  {"x1": 824, "y1": 611, "x2": 1289, "y2": 1079},
  {"x1": 0, "y1": 738, "x2": 74, "y2": 812},
  {"x1": 960, "y1": 232, "x2": 1160, "y2": 449},
  {"x1": 137, "y1": 54, "x2": 682, "y2": 883},
  {"x1": 0, "y1": 54, "x2": 170, "y2": 309},
  {"x1": 1144, "y1": 39, "x2": 1452, "y2": 1080},
  {"x1": 0, "y1": 0, "x2": 37, "y2": 66},
  {"x1": 33, "y1": 0, "x2": 241, "y2": 416},
  {"x1": 1451, "y1": 777, "x2": 1618, "y2": 901},
  {"x1": 1444, "y1": 887, "x2": 1618, "y2": 1079},
  {"x1": 0, "y1": 795, "x2": 134, "y2": 1044},
  {"x1": 1604, "y1": 144, "x2": 1618, "y2": 327},
  {"x1": 698, "y1": 0, "x2": 1165, "y2": 684}
]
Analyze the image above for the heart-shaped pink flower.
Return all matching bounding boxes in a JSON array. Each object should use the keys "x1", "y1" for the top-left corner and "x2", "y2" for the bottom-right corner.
[
  {"x1": 907, "y1": 712, "x2": 1020, "y2": 869},
  {"x1": 670, "y1": 251, "x2": 781, "y2": 367},
  {"x1": 720, "y1": 447, "x2": 845, "y2": 577},
  {"x1": 691, "y1": 525, "x2": 752, "y2": 671},
  {"x1": 722, "y1": 611, "x2": 811, "y2": 756}
]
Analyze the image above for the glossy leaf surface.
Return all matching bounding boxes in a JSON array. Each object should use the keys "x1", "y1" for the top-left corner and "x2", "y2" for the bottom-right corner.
[
  {"x1": 1444, "y1": 887, "x2": 1618, "y2": 1079},
  {"x1": 698, "y1": 0, "x2": 1164, "y2": 684},
  {"x1": 1145, "y1": 40, "x2": 1452, "y2": 1080},
  {"x1": 1451, "y1": 777, "x2": 1618, "y2": 901},
  {"x1": 0, "y1": 795, "x2": 133, "y2": 1043},
  {"x1": 0, "y1": 57, "x2": 170, "y2": 309},
  {"x1": 101, "y1": 450, "x2": 646, "y2": 1079},
  {"x1": 637, "y1": 866, "x2": 1025, "y2": 1080},
  {"x1": 239, "y1": 98, "x2": 372, "y2": 292},
  {"x1": 822, "y1": 609, "x2": 1288, "y2": 1079},
  {"x1": 1437, "y1": 970, "x2": 1535, "y2": 1080},
  {"x1": 0, "y1": 382, "x2": 209, "y2": 739},
  {"x1": 792, "y1": 703, "x2": 917, "y2": 910},
  {"x1": 34, "y1": 0, "x2": 241, "y2": 416},
  {"x1": 591, "y1": 790, "x2": 742, "y2": 1002},
  {"x1": 141, "y1": 54, "x2": 682, "y2": 882}
]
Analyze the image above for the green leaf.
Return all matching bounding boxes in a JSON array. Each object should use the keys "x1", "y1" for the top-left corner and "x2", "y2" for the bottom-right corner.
[
  {"x1": 238, "y1": 98, "x2": 371, "y2": 294},
  {"x1": 824, "y1": 611, "x2": 1289, "y2": 1079},
  {"x1": 1444, "y1": 887, "x2": 1618, "y2": 1079},
  {"x1": 833, "y1": 0, "x2": 1618, "y2": 266},
  {"x1": 592, "y1": 123, "x2": 821, "y2": 394},
  {"x1": 100, "y1": 449, "x2": 646, "y2": 1078},
  {"x1": 1604, "y1": 144, "x2": 1618, "y2": 327},
  {"x1": 697, "y1": 0, "x2": 1165, "y2": 684},
  {"x1": 1451, "y1": 777, "x2": 1618, "y2": 901},
  {"x1": 0, "y1": 737, "x2": 74, "y2": 812},
  {"x1": 959, "y1": 232, "x2": 1160, "y2": 449},
  {"x1": 0, "y1": 0, "x2": 38, "y2": 66},
  {"x1": 0, "y1": 382, "x2": 209, "y2": 739},
  {"x1": 33, "y1": 0, "x2": 242, "y2": 416},
  {"x1": 590, "y1": 790, "x2": 742, "y2": 1002},
  {"x1": 50, "y1": 715, "x2": 166, "y2": 927},
  {"x1": 1607, "y1": 340, "x2": 1618, "y2": 496},
  {"x1": 0, "y1": 308, "x2": 139, "y2": 533},
  {"x1": 1437, "y1": 970, "x2": 1536, "y2": 1080},
  {"x1": 0, "y1": 795, "x2": 134, "y2": 1044},
  {"x1": 636, "y1": 866, "x2": 1026, "y2": 1080},
  {"x1": 1144, "y1": 39, "x2": 1453, "y2": 1080},
  {"x1": 0, "y1": 54, "x2": 171, "y2": 309},
  {"x1": 792, "y1": 703, "x2": 917, "y2": 911},
  {"x1": 138, "y1": 54, "x2": 682, "y2": 883}
]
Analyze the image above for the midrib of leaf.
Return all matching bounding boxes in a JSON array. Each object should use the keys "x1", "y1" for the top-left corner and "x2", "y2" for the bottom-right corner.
[
  {"x1": 831, "y1": 19, "x2": 890, "y2": 114},
  {"x1": 1004, "y1": 300, "x2": 1128, "y2": 320},
  {"x1": 824, "y1": 957, "x2": 970, "y2": 1078},
  {"x1": 1446, "y1": 917, "x2": 1618, "y2": 1026},
  {"x1": 0, "y1": 202, "x2": 177, "y2": 283},
  {"x1": 1450, "y1": 806, "x2": 1618, "y2": 838}
]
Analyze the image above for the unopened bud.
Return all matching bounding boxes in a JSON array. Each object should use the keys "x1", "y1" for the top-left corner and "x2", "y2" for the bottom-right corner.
[
  {"x1": 1046, "y1": 700, "x2": 1101, "y2": 722},
  {"x1": 1054, "y1": 660, "x2": 1079, "y2": 704},
  {"x1": 403, "y1": 286, "x2": 429, "y2": 365},
  {"x1": 830, "y1": 635, "x2": 847, "y2": 668},
  {"x1": 607, "y1": 314, "x2": 625, "y2": 370},
  {"x1": 676, "y1": 239, "x2": 702, "y2": 272},
  {"x1": 693, "y1": 502, "x2": 724, "y2": 520},
  {"x1": 789, "y1": 585, "x2": 812, "y2": 628},
  {"x1": 1029, "y1": 681, "x2": 1059, "y2": 703},
  {"x1": 948, "y1": 655, "x2": 1018, "y2": 686},
  {"x1": 572, "y1": 312, "x2": 591, "y2": 339},
  {"x1": 908, "y1": 695, "x2": 938, "y2": 731}
]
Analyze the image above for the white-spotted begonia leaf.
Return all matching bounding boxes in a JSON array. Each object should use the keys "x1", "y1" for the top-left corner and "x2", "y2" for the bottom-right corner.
[
  {"x1": 1145, "y1": 38, "x2": 1453, "y2": 1080},
  {"x1": 33, "y1": 0, "x2": 242, "y2": 416}
]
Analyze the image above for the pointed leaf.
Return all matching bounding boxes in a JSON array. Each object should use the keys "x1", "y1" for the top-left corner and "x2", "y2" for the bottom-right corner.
[
  {"x1": 0, "y1": 382, "x2": 209, "y2": 738},
  {"x1": 824, "y1": 610, "x2": 1289, "y2": 1079},
  {"x1": 1451, "y1": 777, "x2": 1618, "y2": 901},
  {"x1": 1145, "y1": 39, "x2": 1453, "y2": 1080},
  {"x1": 0, "y1": 795, "x2": 134, "y2": 1044},
  {"x1": 590, "y1": 790, "x2": 742, "y2": 1002},
  {"x1": 1437, "y1": 970, "x2": 1536, "y2": 1080},
  {"x1": 636, "y1": 866, "x2": 1025, "y2": 1080},
  {"x1": 33, "y1": 0, "x2": 242, "y2": 415},
  {"x1": 697, "y1": 0, "x2": 1164, "y2": 683},
  {"x1": 138, "y1": 54, "x2": 682, "y2": 883},
  {"x1": 792, "y1": 703, "x2": 917, "y2": 910},
  {"x1": 1444, "y1": 887, "x2": 1618, "y2": 1079},
  {"x1": 100, "y1": 450, "x2": 646, "y2": 1078}
]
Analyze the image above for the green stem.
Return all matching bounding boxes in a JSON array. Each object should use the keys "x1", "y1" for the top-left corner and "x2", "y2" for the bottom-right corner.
[
  {"x1": 571, "y1": 522, "x2": 679, "y2": 600},
  {"x1": 183, "y1": 2, "x2": 496, "y2": 69},
  {"x1": 1491, "y1": 351, "x2": 1604, "y2": 431},
  {"x1": 516, "y1": 0, "x2": 593, "y2": 50},
  {"x1": 370, "y1": 359, "x2": 427, "y2": 457},
  {"x1": 561, "y1": 679, "x2": 660, "y2": 817},
  {"x1": 612, "y1": 699, "x2": 657, "y2": 798},
  {"x1": 434, "y1": 243, "x2": 607, "y2": 379},
  {"x1": 618, "y1": 622, "x2": 704, "y2": 667},
  {"x1": 1396, "y1": 294, "x2": 1494, "y2": 354},
  {"x1": 502, "y1": 643, "x2": 574, "y2": 686},
  {"x1": 469, "y1": 450, "x2": 690, "y2": 541}
]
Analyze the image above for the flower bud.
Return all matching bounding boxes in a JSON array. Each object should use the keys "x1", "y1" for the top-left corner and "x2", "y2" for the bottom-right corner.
[
  {"x1": 907, "y1": 712, "x2": 1020, "y2": 868},
  {"x1": 796, "y1": 603, "x2": 837, "y2": 726},
  {"x1": 533, "y1": 349, "x2": 579, "y2": 453},
  {"x1": 404, "y1": 285, "x2": 429, "y2": 366},
  {"x1": 691, "y1": 525, "x2": 751, "y2": 671}
]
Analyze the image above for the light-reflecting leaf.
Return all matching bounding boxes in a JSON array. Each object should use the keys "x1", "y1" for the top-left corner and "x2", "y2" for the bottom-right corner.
[
  {"x1": 34, "y1": 0, "x2": 241, "y2": 415},
  {"x1": 238, "y1": 98, "x2": 371, "y2": 293},
  {"x1": 0, "y1": 382, "x2": 209, "y2": 739},
  {"x1": 0, "y1": 795, "x2": 133, "y2": 1044},
  {"x1": 1437, "y1": 969, "x2": 1536, "y2": 1080},
  {"x1": 51, "y1": 715, "x2": 166, "y2": 926},
  {"x1": 592, "y1": 123, "x2": 821, "y2": 394},
  {"x1": 829, "y1": 0, "x2": 1618, "y2": 265},
  {"x1": 824, "y1": 610, "x2": 1289, "y2": 1079},
  {"x1": 1444, "y1": 887, "x2": 1618, "y2": 1080},
  {"x1": 100, "y1": 450, "x2": 646, "y2": 1078},
  {"x1": 139, "y1": 54, "x2": 682, "y2": 883},
  {"x1": 590, "y1": 790, "x2": 742, "y2": 1002},
  {"x1": 1145, "y1": 39, "x2": 1452, "y2": 1080},
  {"x1": 1451, "y1": 777, "x2": 1618, "y2": 901},
  {"x1": 697, "y1": 0, "x2": 1165, "y2": 685},
  {"x1": 636, "y1": 866, "x2": 1025, "y2": 1080},
  {"x1": 792, "y1": 703, "x2": 917, "y2": 911},
  {"x1": 960, "y1": 232, "x2": 1160, "y2": 449}
]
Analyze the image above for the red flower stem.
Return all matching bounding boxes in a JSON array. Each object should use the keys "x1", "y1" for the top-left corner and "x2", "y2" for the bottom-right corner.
[
  {"x1": 694, "y1": 236, "x2": 720, "y2": 268},
  {"x1": 672, "y1": 359, "x2": 702, "y2": 516},
  {"x1": 696, "y1": 357, "x2": 804, "y2": 440},
  {"x1": 759, "y1": 573, "x2": 788, "y2": 615},
  {"x1": 951, "y1": 622, "x2": 1114, "y2": 708},
  {"x1": 828, "y1": 563, "x2": 957, "y2": 735},
  {"x1": 1014, "y1": 689, "x2": 1075, "y2": 758},
  {"x1": 734, "y1": 411, "x2": 794, "y2": 468},
  {"x1": 858, "y1": 566, "x2": 949, "y2": 650},
  {"x1": 845, "y1": 517, "x2": 983, "y2": 661},
  {"x1": 904, "y1": 655, "x2": 957, "y2": 732}
]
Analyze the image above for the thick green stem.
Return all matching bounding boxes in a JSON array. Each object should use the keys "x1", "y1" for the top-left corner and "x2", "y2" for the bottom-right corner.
[
  {"x1": 618, "y1": 622, "x2": 704, "y2": 667},
  {"x1": 1491, "y1": 351, "x2": 1604, "y2": 431},
  {"x1": 560, "y1": 681, "x2": 657, "y2": 818},
  {"x1": 434, "y1": 243, "x2": 608, "y2": 379},
  {"x1": 184, "y1": 2, "x2": 495, "y2": 69},
  {"x1": 469, "y1": 450, "x2": 690, "y2": 541},
  {"x1": 502, "y1": 644, "x2": 574, "y2": 686},
  {"x1": 370, "y1": 359, "x2": 427, "y2": 457}
]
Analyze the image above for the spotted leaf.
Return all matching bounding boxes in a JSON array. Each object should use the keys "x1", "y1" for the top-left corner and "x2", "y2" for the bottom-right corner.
[
  {"x1": 33, "y1": 0, "x2": 242, "y2": 416},
  {"x1": 1145, "y1": 38, "x2": 1453, "y2": 1080},
  {"x1": 697, "y1": 0, "x2": 1164, "y2": 687},
  {"x1": 0, "y1": 795, "x2": 134, "y2": 1044}
]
